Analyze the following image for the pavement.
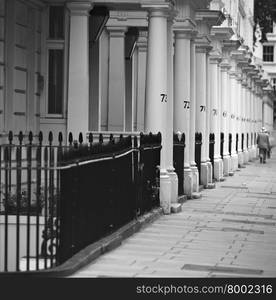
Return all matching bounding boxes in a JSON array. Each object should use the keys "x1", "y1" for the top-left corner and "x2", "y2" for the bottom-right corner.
[{"x1": 70, "y1": 150, "x2": 276, "y2": 278}]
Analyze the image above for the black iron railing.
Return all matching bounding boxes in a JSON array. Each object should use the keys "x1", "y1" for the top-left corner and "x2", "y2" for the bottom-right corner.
[
  {"x1": 195, "y1": 132, "x2": 202, "y2": 184},
  {"x1": 220, "y1": 132, "x2": 224, "y2": 159},
  {"x1": 236, "y1": 133, "x2": 239, "y2": 152},
  {"x1": 0, "y1": 131, "x2": 161, "y2": 272},
  {"x1": 0, "y1": 131, "x2": 62, "y2": 272},
  {"x1": 138, "y1": 133, "x2": 161, "y2": 215},
  {"x1": 173, "y1": 133, "x2": 185, "y2": 196},
  {"x1": 209, "y1": 133, "x2": 215, "y2": 179},
  {"x1": 229, "y1": 133, "x2": 232, "y2": 156},
  {"x1": 246, "y1": 133, "x2": 249, "y2": 149},
  {"x1": 241, "y1": 133, "x2": 244, "y2": 152}
]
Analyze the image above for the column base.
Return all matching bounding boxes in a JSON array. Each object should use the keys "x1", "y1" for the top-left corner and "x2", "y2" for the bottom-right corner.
[
  {"x1": 206, "y1": 161, "x2": 213, "y2": 184},
  {"x1": 231, "y1": 153, "x2": 239, "y2": 172},
  {"x1": 252, "y1": 146, "x2": 257, "y2": 159},
  {"x1": 190, "y1": 165, "x2": 199, "y2": 193},
  {"x1": 223, "y1": 155, "x2": 230, "y2": 176},
  {"x1": 250, "y1": 146, "x2": 257, "y2": 160},
  {"x1": 184, "y1": 167, "x2": 193, "y2": 199},
  {"x1": 214, "y1": 158, "x2": 223, "y2": 181},
  {"x1": 200, "y1": 162, "x2": 209, "y2": 187},
  {"x1": 167, "y1": 170, "x2": 178, "y2": 204},
  {"x1": 243, "y1": 149, "x2": 249, "y2": 164},
  {"x1": 248, "y1": 147, "x2": 253, "y2": 161},
  {"x1": 238, "y1": 151, "x2": 245, "y2": 168},
  {"x1": 159, "y1": 170, "x2": 172, "y2": 214}
]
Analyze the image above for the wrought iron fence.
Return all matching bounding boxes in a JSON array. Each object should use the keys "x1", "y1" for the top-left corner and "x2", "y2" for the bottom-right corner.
[
  {"x1": 0, "y1": 130, "x2": 161, "y2": 272},
  {"x1": 173, "y1": 133, "x2": 185, "y2": 196},
  {"x1": 246, "y1": 133, "x2": 249, "y2": 149},
  {"x1": 236, "y1": 133, "x2": 239, "y2": 153},
  {"x1": 241, "y1": 133, "x2": 244, "y2": 151},
  {"x1": 209, "y1": 133, "x2": 215, "y2": 179},
  {"x1": 0, "y1": 131, "x2": 62, "y2": 272},
  {"x1": 138, "y1": 133, "x2": 161, "y2": 215},
  {"x1": 195, "y1": 132, "x2": 202, "y2": 184}
]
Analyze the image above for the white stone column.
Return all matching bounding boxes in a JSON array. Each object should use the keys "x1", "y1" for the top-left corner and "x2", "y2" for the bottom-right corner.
[
  {"x1": 236, "y1": 73, "x2": 244, "y2": 167},
  {"x1": 166, "y1": 17, "x2": 178, "y2": 204},
  {"x1": 67, "y1": 2, "x2": 92, "y2": 138},
  {"x1": 244, "y1": 79, "x2": 250, "y2": 164},
  {"x1": 241, "y1": 76, "x2": 248, "y2": 164},
  {"x1": 195, "y1": 44, "x2": 210, "y2": 187},
  {"x1": 190, "y1": 40, "x2": 200, "y2": 193},
  {"x1": 229, "y1": 70, "x2": 238, "y2": 172},
  {"x1": 249, "y1": 79, "x2": 255, "y2": 160},
  {"x1": 174, "y1": 31, "x2": 193, "y2": 198},
  {"x1": 206, "y1": 55, "x2": 215, "y2": 187},
  {"x1": 143, "y1": 5, "x2": 172, "y2": 214},
  {"x1": 252, "y1": 83, "x2": 257, "y2": 158},
  {"x1": 220, "y1": 61, "x2": 231, "y2": 176},
  {"x1": 106, "y1": 26, "x2": 127, "y2": 131},
  {"x1": 209, "y1": 53, "x2": 223, "y2": 181},
  {"x1": 135, "y1": 31, "x2": 147, "y2": 132}
]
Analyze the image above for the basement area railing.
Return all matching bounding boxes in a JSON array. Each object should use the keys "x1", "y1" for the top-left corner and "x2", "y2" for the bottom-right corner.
[{"x1": 0, "y1": 131, "x2": 161, "y2": 272}]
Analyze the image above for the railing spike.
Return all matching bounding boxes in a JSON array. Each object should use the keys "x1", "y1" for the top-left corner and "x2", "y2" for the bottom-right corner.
[
  {"x1": 58, "y1": 132, "x2": 63, "y2": 144},
  {"x1": 79, "y1": 132, "x2": 83, "y2": 144},
  {"x1": 99, "y1": 133, "x2": 103, "y2": 144},
  {"x1": 18, "y1": 131, "x2": 23, "y2": 144},
  {"x1": 29, "y1": 131, "x2": 33, "y2": 144},
  {"x1": 48, "y1": 131, "x2": 53, "y2": 145},
  {"x1": 88, "y1": 132, "x2": 93, "y2": 144},
  {"x1": 8, "y1": 130, "x2": 13, "y2": 144},
  {"x1": 68, "y1": 132, "x2": 73, "y2": 145}
]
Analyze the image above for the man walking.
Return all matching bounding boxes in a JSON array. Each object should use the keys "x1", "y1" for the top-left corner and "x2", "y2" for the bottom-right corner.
[{"x1": 257, "y1": 127, "x2": 271, "y2": 164}]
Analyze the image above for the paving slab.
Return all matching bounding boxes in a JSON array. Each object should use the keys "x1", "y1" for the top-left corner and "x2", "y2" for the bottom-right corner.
[{"x1": 71, "y1": 152, "x2": 276, "y2": 278}]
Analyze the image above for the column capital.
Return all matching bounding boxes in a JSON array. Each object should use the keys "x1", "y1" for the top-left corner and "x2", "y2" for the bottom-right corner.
[
  {"x1": 195, "y1": 36, "x2": 212, "y2": 53},
  {"x1": 173, "y1": 17, "x2": 197, "y2": 37},
  {"x1": 228, "y1": 70, "x2": 237, "y2": 78},
  {"x1": 66, "y1": 2, "x2": 93, "y2": 16},
  {"x1": 174, "y1": 29, "x2": 196, "y2": 40},
  {"x1": 141, "y1": 2, "x2": 174, "y2": 18},
  {"x1": 220, "y1": 60, "x2": 231, "y2": 72},
  {"x1": 106, "y1": 26, "x2": 128, "y2": 37},
  {"x1": 209, "y1": 51, "x2": 222, "y2": 64}
]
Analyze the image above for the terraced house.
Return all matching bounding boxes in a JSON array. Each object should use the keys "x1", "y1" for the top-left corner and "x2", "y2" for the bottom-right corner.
[{"x1": 0, "y1": 0, "x2": 275, "y2": 273}]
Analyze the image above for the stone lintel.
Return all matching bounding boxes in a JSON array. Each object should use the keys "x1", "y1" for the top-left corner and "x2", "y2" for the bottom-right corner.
[
  {"x1": 210, "y1": 26, "x2": 234, "y2": 41},
  {"x1": 107, "y1": 11, "x2": 148, "y2": 27},
  {"x1": 222, "y1": 39, "x2": 241, "y2": 53},
  {"x1": 195, "y1": 9, "x2": 225, "y2": 28},
  {"x1": 174, "y1": 17, "x2": 197, "y2": 33}
]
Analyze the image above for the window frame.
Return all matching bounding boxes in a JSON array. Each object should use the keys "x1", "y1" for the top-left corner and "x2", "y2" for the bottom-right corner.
[
  {"x1": 263, "y1": 45, "x2": 274, "y2": 62},
  {"x1": 44, "y1": 5, "x2": 67, "y2": 119}
]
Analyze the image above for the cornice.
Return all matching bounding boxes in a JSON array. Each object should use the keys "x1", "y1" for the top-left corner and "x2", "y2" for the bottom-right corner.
[
  {"x1": 210, "y1": 26, "x2": 234, "y2": 41},
  {"x1": 195, "y1": 9, "x2": 225, "y2": 28}
]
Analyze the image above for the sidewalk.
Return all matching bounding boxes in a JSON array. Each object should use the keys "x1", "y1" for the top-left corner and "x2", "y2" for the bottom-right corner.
[{"x1": 70, "y1": 151, "x2": 276, "y2": 278}]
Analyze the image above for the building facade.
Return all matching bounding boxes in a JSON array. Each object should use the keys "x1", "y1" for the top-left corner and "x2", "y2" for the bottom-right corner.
[{"x1": 0, "y1": 0, "x2": 275, "y2": 212}]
